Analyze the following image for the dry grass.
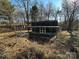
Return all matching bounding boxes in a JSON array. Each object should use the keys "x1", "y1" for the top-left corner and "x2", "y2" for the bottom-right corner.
[
  {"x1": 0, "y1": 31, "x2": 74, "y2": 59},
  {"x1": 0, "y1": 30, "x2": 31, "y2": 39},
  {"x1": 0, "y1": 36, "x2": 59, "y2": 59},
  {"x1": 57, "y1": 31, "x2": 71, "y2": 43}
]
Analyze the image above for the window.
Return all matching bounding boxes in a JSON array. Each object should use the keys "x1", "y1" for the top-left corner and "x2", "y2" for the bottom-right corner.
[{"x1": 40, "y1": 27, "x2": 46, "y2": 34}]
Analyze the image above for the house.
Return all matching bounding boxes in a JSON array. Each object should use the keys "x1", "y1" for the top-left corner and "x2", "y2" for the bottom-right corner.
[{"x1": 29, "y1": 20, "x2": 59, "y2": 40}]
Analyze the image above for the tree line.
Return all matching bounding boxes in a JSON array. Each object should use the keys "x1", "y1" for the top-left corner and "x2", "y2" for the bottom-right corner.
[{"x1": 0, "y1": 0, "x2": 79, "y2": 32}]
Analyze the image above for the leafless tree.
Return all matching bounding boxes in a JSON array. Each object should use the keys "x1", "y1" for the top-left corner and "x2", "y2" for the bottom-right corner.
[
  {"x1": 38, "y1": 1, "x2": 45, "y2": 21},
  {"x1": 16, "y1": 0, "x2": 30, "y2": 23},
  {"x1": 62, "y1": 0, "x2": 79, "y2": 32},
  {"x1": 14, "y1": 0, "x2": 31, "y2": 32},
  {"x1": 45, "y1": 1, "x2": 54, "y2": 20}
]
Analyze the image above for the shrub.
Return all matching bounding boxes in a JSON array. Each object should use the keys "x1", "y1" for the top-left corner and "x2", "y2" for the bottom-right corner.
[{"x1": 15, "y1": 47, "x2": 44, "y2": 59}]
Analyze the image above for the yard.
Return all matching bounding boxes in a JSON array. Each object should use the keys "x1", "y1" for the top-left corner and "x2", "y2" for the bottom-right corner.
[{"x1": 0, "y1": 30, "x2": 79, "y2": 59}]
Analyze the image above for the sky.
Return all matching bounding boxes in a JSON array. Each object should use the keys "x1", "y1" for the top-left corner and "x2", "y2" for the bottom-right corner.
[
  {"x1": 11, "y1": 0, "x2": 78, "y2": 22},
  {"x1": 52, "y1": 0, "x2": 62, "y2": 9},
  {"x1": 11, "y1": 0, "x2": 63, "y2": 21},
  {"x1": 44, "y1": 0, "x2": 62, "y2": 9},
  {"x1": 11, "y1": 0, "x2": 62, "y2": 9}
]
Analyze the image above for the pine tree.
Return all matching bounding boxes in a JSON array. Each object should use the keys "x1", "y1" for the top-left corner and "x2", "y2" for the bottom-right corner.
[
  {"x1": 0, "y1": 0, "x2": 15, "y2": 24},
  {"x1": 30, "y1": 5, "x2": 38, "y2": 22}
]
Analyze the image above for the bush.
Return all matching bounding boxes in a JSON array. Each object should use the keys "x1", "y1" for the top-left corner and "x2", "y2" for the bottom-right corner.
[{"x1": 15, "y1": 47, "x2": 44, "y2": 59}]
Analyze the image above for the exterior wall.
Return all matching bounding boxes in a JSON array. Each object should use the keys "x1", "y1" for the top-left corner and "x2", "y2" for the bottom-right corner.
[{"x1": 32, "y1": 20, "x2": 58, "y2": 34}]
